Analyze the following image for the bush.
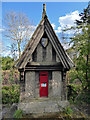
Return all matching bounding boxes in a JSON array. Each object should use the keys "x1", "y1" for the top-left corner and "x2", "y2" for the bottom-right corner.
[
  {"x1": 2, "y1": 85, "x2": 20, "y2": 104},
  {"x1": 64, "y1": 106, "x2": 73, "y2": 120},
  {"x1": 1, "y1": 56, "x2": 14, "y2": 70},
  {"x1": 67, "y1": 84, "x2": 82, "y2": 102},
  {"x1": 13, "y1": 110, "x2": 23, "y2": 118},
  {"x1": 65, "y1": 106, "x2": 73, "y2": 115},
  {"x1": 2, "y1": 70, "x2": 19, "y2": 85},
  {"x1": 2, "y1": 85, "x2": 10, "y2": 90},
  {"x1": 75, "y1": 89, "x2": 90, "y2": 104}
]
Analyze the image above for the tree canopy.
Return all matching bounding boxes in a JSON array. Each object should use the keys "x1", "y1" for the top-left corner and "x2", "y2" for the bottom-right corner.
[
  {"x1": 63, "y1": 3, "x2": 90, "y2": 90},
  {"x1": 1, "y1": 56, "x2": 14, "y2": 70}
]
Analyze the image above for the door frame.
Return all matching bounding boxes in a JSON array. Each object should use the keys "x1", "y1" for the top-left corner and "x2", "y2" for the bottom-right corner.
[{"x1": 39, "y1": 71, "x2": 48, "y2": 97}]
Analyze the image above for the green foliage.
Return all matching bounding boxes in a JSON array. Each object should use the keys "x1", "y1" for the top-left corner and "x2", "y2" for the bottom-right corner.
[
  {"x1": 2, "y1": 70, "x2": 19, "y2": 85},
  {"x1": 69, "y1": 24, "x2": 90, "y2": 87},
  {"x1": 2, "y1": 85, "x2": 20, "y2": 104},
  {"x1": 65, "y1": 106, "x2": 73, "y2": 115},
  {"x1": 2, "y1": 85, "x2": 10, "y2": 90},
  {"x1": 1, "y1": 56, "x2": 15, "y2": 70},
  {"x1": 64, "y1": 106, "x2": 73, "y2": 120},
  {"x1": 64, "y1": 5, "x2": 90, "y2": 105},
  {"x1": 67, "y1": 84, "x2": 82, "y2": 103},
  {"x1": 13, "y1": 110, "x2": 23, "y2": 118},
  {"x1": 75, "y1": 89, "x2": 90, "y2": 104}
]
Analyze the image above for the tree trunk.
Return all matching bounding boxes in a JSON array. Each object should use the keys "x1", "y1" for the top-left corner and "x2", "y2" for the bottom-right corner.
[{"x1": 18, "y1": 42, "x2": 21, "y2": 59}]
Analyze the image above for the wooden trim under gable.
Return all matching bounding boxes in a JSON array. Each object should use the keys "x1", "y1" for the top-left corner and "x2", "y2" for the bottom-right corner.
[
  {"x1": 16, "y1": 17, "x2": 45, "y2": 68},
  {"x1": 19, "y1": 25, "x2": 44, "y2": 68},
  {"x1": 45, "y1": 17, "x2": 74, "y2": 68}
]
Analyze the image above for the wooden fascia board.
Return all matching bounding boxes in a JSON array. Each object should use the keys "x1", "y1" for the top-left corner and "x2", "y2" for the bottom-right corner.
[
  {"x1": 46, "y1": 17, "x2": 74, "y2": 68},
  {"x1": 19, "y1": 25, "x2": 44, "y2": 68},
  {"x1": 64, "y1": 52, "x2": 74, "y2": 68},
  {"x1": 45, "y1": 22, "x2": 69, "y2": 69},
  {"x1": 45, "y1": 28, "x2": 68, "y2": 69},
  {"x1": 16, "y1": 18, "x2": 44, "y2": 68},
  {"x1": 45, "y1": 18, "x2": 74, "y2": 69},
  {"x1": 25, "y1": 66, "x2": 63, "y2": 71},
  {"x1": 46, "y1": 19, "x2": 70, "y2": 67}
]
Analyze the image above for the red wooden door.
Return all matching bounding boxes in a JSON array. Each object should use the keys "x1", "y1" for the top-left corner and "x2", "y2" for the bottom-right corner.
[{"x1": 39, "y1": 71, "x2": 48, "y2": 97}]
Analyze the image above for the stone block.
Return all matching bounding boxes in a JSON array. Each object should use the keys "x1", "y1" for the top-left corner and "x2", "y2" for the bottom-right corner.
[
  {"x1": 35, "y1": 71, "x2": 39, "y2": 98},
  {"x1": 52, "y1": 71, "x2": 62, "y2": 97},
  {"x1": 25, "y1": 71, "x2": 35, "y2": 98},
  {"x1": 46, "y1": 41, "x2": 52, "y2": 61},
  {"x1": 37, "y1": 43, "x2": 43, "y2": 62},
  {"x1": 56, "y1": 54, "x2": 60, "y2": 62}
]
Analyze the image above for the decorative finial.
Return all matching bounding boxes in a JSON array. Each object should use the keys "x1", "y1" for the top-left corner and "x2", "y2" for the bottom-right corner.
[{"x1": 42, "y1": 3, "x2": 46, "y2": 18}]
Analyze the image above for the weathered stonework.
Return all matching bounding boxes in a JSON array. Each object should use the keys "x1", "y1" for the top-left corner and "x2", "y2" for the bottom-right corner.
[
  {"x1": 46, "y1": 41, "x2": 52, "y2": 61},
  {"x1": 62, "y1": 72, "x2": 67, "y2": 100},
  {"x1": 37, "y1": 43, "x2": 43, "y2": 62},
  {"x1": 19, "y1": 82, "x2": 25, "y2": 102},
  {"x1": 56, "y1": 54, "x2": 60, "y2": 62},
  {"x1": 25, "y1": 71, "x2": 35, "y2": 98},
  {"x1": 48, "y1": 71, "x2": 52, "y2": 97},
  {"x1": 52, "y1": 71, "x2": 62, "y2": 99},
  {"x1": 35, "y1": 71, "x2": 39, "y2": 98},
  {"x1": 18, "y1": 99, "x2": 69, "y2": 115}
]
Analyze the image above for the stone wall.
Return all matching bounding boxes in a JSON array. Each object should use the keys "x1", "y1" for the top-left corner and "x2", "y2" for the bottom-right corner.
[
  {"x1": 37, "y1": 43, "x2": 43, "y2": 62},
  {"x1": 23, "y1": 71, "x2": 63, "y2": 99},
  {"x1": 52, "y1": 71, "x2": 62, "y2": 99},
  {"x1": 19, "y1": 70, "x2": 67, "y2": 101},
  {"x1": 35, "y1": 71, "x2": 39, "y2": 98},
  {"x1": 56, "y1": 54, "x2": 60, "y2": 62},
  {"x1": 46, "y1": 41, "x2": 52, "y2": 61},
  {"x1": 61, "y1": 71, "x2": 67, "y2": 100},
  {"x1": 33, "y1": 40, "x2": 60, "y2": 63},
  {"x1": 25, "y1": 71, "x2": 35, "y2": 98},
  {"x1": 48, "y1": 71, "x2": 52, "y2": 97}
]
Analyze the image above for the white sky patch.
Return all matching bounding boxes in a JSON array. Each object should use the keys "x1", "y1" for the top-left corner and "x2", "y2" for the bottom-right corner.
[
  {"x1": 0, "y1": 28, "x2": 5, "y2": 32},
  {"x1": 55, "y1": 27, "x2": 62, "y2": 33},
  {"x1": 0, "y1": 41, "x2": 2, "y2": 53},
  {"x1": 55, "y1": 10, "x2": 81, "y2": 34},
  {"x1": 1, "y1": 50, "x2": 11, "y2": 57},
  {"x1": 51, "y1": 23, "x2": 56, "y2": 29},
  {"x1": 1, "y1": 49, "x2": 20, "y2": 59},
  {"x1": 18, "y1": 25, "x2": 36, "y2": 39},
  {"x1": 62, "y1": 43, "x2": 70, "y2": 50},
  {"x1": 62, "y1": 42, "x2": 73, "y2": 50},
  {"x1": 27, "y1": 25, "x2": 36, "y2": 38},
  {"x1": 59, "y1": 11, "x2": 81, "y2": 28}
]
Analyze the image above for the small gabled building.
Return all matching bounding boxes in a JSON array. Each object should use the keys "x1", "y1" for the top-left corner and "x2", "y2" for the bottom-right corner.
[{"x1": 16, "y1": 4, "x2": 74, "y2": 114}]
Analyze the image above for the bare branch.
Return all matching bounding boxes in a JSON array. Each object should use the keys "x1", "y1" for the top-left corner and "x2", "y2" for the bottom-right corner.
[{"x1": 4, "y1": 11, "x2": 34, "y2": 58}]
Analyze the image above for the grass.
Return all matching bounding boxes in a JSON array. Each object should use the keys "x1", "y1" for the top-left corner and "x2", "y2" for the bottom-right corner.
[{"x1": 13, "y1": 109, "x2": 23, "y2": 119}]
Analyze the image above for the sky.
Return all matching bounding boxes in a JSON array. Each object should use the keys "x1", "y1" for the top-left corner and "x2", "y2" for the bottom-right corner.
[{"x1": 1, "y1": 2, "x2": 88, "y2": 57}]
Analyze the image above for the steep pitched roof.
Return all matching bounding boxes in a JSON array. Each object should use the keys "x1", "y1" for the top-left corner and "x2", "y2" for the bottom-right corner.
[
  {"x1": 16, "y1": 4, "x2": 74, "y2": 70},
  {"x1": 16, "y1": 15, "x2": 74, "y2": 70}
]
